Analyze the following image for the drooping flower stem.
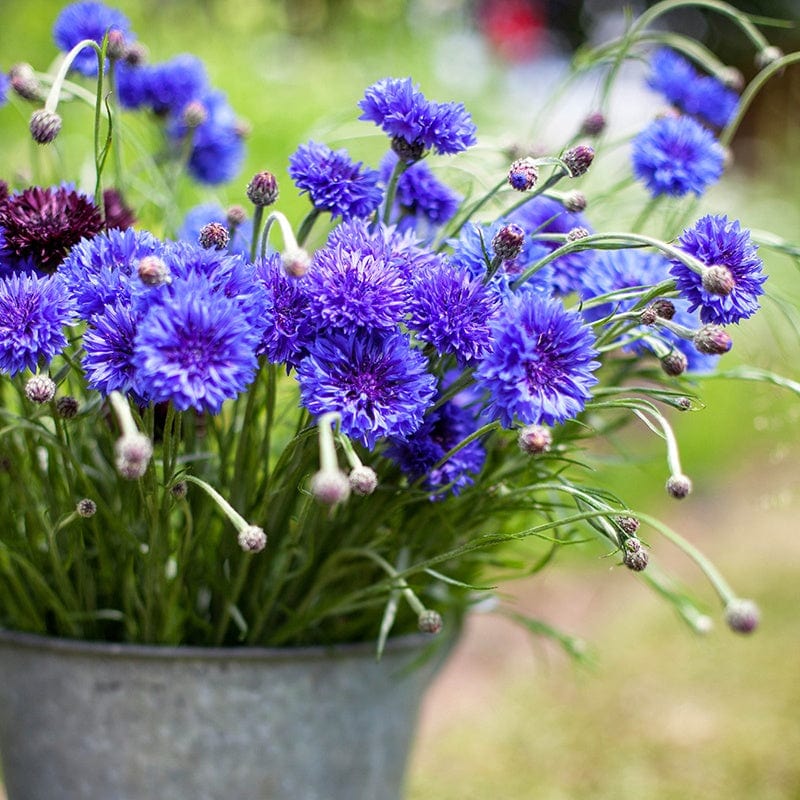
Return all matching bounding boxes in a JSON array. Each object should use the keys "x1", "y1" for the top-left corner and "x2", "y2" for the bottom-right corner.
[{"x1": 296, "y1": 207, "x2": 321, "y2": 247}]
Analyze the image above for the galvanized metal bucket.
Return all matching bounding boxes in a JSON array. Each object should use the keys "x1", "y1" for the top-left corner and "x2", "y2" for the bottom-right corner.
[{"x1": 0, "y1": 630, "x2": 440, "y2": 800}]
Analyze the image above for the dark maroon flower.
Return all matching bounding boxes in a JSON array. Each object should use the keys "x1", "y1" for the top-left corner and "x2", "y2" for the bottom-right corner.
[
  {"x1": 103, "y1": 188, "x2": 136, "y2": 231},
  {"x1": 0, "y1": 186, "x2": 103, "y2": 273}
]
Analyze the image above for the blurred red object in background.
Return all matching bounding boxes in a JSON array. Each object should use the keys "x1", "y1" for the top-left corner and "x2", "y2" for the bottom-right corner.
[{"x1": 477, "y1": 0, "x2": 546, "y2": 61}]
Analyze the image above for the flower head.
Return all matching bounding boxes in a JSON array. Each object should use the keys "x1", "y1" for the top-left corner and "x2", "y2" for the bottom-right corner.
[
  {"x1": 0, "y1": 273, "x2": 74, "y2": 375},
  {"x1": 177, "y1": 203, "x2": 252, "y2": 258},
  {"x1": 671, "y1": 215, "x2": 765, "y2": 324},
  {"x1": 359, "y1": 77, "x2": 477, "y2": 159},
  {"x1": 632, "y1": 115, "x2": 725, "y2": 198},
  {"x1": 0, "y1": 186, "x2": 104, "y2": 273},
  {"x1": 53, "y1": 1, "x2": 131, "y2": 76},
  {"x1": 297, "y1": 330, "x2": 436, "y2": 448},
  {"x1": 476, "y1": 294, "x2": 599, "y2": 428},
  {"x1": 288, "y1": 141, "x2": 382, "y2": 221},
  {"x1": 82, "y1": 299, "x2": 140, "y2": 396}
]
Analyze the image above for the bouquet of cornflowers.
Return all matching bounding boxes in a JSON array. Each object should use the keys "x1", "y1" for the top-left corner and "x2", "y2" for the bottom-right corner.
[{"x1": 0, "y1": 0, "x2": 796, "y2": 652}]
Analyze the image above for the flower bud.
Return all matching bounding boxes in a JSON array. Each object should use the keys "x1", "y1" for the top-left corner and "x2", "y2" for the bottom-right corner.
[
  {"x1": 137, "y1": 255, "x2": 171, "y2": 286},
  {"x1": 651, "y1": 299, "x2": 675, "y2": 320},
  {"x1": 517, "y1": 424, "x2": 552, "y2": 454},
  {"x1": 391, "y1": 136, "x2": 425, "y2": 164},
  {"x1": 56, "y1": 395, "x2": 79, "y2": 419},
  {"x1": 566, "y1": 226, "x2": 590, "y2": 242},
  {"x1": 507, "y1": 157, "x2": 539, "y2": 191},
  {"x1": 491, "y1": 223, "x2": 525, "y2": 260},
  {"x1": 170, "y1": 481, "x2": 188, "y2": 499},
  {"x1": 563, "y1": 144, "x2": 594, "y2": 177},
  {"x1": 124, "y1": 42, "x2": 148, "y2": 66},
  {"x1": 676, "y1": 397, "x2": 692, "y2": 411},
  {"x1": 693, "y1": 324, "x2": 732, "y2": 355},
  {"x1": 25, "y1": 375, "x2": 56, "y2": 404},
  {"x1": 76, "y1": 498, "x2": 97, "y2": 518},
  {"x1": 238, "y1": 524, "x2": 267, "y2": 553},
  {"x1": 10, "y1": 63, "x2": 42, "y2": 102},
  {"x1": 623, "y1": 538, "x2": 648, "y2": 571},
  {"x1": 661, "y1": 350, "x2": 688, "y2": 377},
  {"x1": 666, "y1": 473, "x2": 692, "y2": 499},
  {"x1": 282, "y1": 247, "x2": 311, "y2": 277},
  {"x1": 580, "y1": 111, "x2": 606, "y2": 136},
  {"x1": 246, "y1": 170, "x2": 279, "y2": 207},
  {"x1": 182, "y1": 100, "x2": 208, "y2": 128},
  {"x1": 226, "y1": 205, "x2": 247, "y2": 228},
  {"x1": 615, "y1": 515, "x2": 640, "y2": 535},
  {"x1": 198, "y1": 222, "x2": 230, "y2": 251},
  {"x1": 418, "y1": 609, "x2": 443, "y2": 635},
  {"x1": 755, "y1": 46, "x2": 783, "y2": 70},
  {"x1": 114, "y1": 433, "x2": 153, "y2": 480},
  {"x1": 724, "y1": 598, "x2": 760, "y2": 634},
  {"x1": 563, "y1": 190, "x2": 586, "y2": 212},
  {"x1": 106, "y1": 29, "x2": 127, "y2": 61},
  {"x1": 719, "y1": 66, "x2": 745, "y2": 92},
  {"x1": 701, "y1": 265, "x2": 735, "y2": 296},
  {"x1": 349, "y1": 465, "x2": 378, "y2": 496},
  {"x1": 29, "y1": 109, "x2": 62, "y2": 145},
  {"x1": 310, "y1": 469, "x2": 351, "y2": 506}
]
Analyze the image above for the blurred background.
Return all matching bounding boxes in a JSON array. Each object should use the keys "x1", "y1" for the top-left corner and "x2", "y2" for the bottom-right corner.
[{"x1": 1, "y1": 1, "x2": 799, "y2": 797}]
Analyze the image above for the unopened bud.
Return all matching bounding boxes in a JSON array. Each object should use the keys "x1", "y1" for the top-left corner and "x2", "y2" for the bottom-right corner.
[
  {"x1": 106, "y1": 29, "x2": 127, "y2": 60},
  {"x1": 517, "y1": 424, "x2": 552, "y2": 454},
  {"x1": 137, "y1": 255, "x2": 171, "y2": 286},
  {"x1": 724, "y1": 598, "x2": 760, "y2": 634},
  {"x1": 666, "y1": 473, "x2": 692, "y2": 499},
  {"x1": 566, "y1": 226, "x2": 590, "y2": 242},
  {"x1": 661, "y1": 350, "x2": 688, "y2": 376},
  {"x1": 310, "y1": 469, "x2": 351, "y2": 506},
  {"x1": 9, "y1": 63, "x2": 42, "y2": 102},
  {"x1": 246, "y1": 170, "x2": 279, "y2": 207},
  {"x1": 719, "y1": 66, "x2": 745, "y2": 92},
  {"x1": 755, "y1": 46, "x2": 783, "y2": 70},
  {"x1": 507, "y1": 157, "x2": 539, "y2": 191},
  {"x1": 694, "y1": 324, "x2": 732, "y2": 355},
  {"x1": 56, "y1": 395, "x2": 79, "y2": 419},
  {"x1": 676, "y1": 396, "x2": 692, "y2": 411},
  {"x1": 29, "y1": 109, "x2": 62, "y2": 144},
  {"x1": 76, "y1": 498, "x2": 97, "y2": 518},
  {"x1": 562, "y1": 144, "x2": 594, "y2": 177},
  {"x1": 170, "y1": 481, "x2": 187, "y2": 499},
  {"x1": 701, "y1": 265, "x2": 735, "y2": 296},
  {"x1": 114, "y1": 432, "x2": 153, "y2": 480},
  {"x1": 391, "y1": 136, "x2": 425, "y2": 163},
  {"x1": 615, "y1": 515, "x2": 640, "y2": 535},
  {"x1": 124, "y1": 42, "x2": 148, "y2": 66},
  {"x1": 182, "y1": 100, "x2": 208, "y2": 128},
  {"x1": 282, "y1": 247, "x2": 311, "y2": 277},
  {"x1": 198, "y1": 222, "x2": 230, "y2": 251},
  {"x1": 418, "y1": 609, "x2": 443, "y2": 635},
  {"x1": 651, "y1": 299, "x2": 676, "y2": 320},
  {"x1": 25, "y1": 375, "x2": 56, "y2": 404},
  {"x1": 622, "y1": 538, "x2": 649, "y2": 571},
  {"x1": 491, "y1": 223, "x2": 525, "y2": 260},
  {"x1": 349, "y1": 465, "x2": 378, "y2": 496},
  {"x1": 563, "y1": 190, "x2": 586, "y2": 212},
  {"x1": 580, "y1": 111, "x2": 606, "y2": 136},
  {"x1": 226, "y1": 205, "x2": 247, "y2": 228},
  {"x1": 238, "y1": 524, "x2": 267, "y2": 553}
]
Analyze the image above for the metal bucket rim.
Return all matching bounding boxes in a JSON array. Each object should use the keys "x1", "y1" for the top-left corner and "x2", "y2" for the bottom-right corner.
[{"x1": 0, "y1": 627, "x2": 432, "y2": 663}]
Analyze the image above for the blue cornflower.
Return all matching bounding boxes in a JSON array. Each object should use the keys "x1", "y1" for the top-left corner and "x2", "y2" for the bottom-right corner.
[
  {"x1": 0, "y1": 273, "x2": 74, "y2": 375},
  {"x1": 297, "y1": 329, "x2": 437, "y2": 448},
  {"x1": 60, "y1": 228, "x2": 163, "y2": 319},
  {"x1": 648, "y1": 48, "x2": 739, "y2": 129},
  {"x1": 632, "y1": 115, "x2": 725, "y2": 198},
  {"x1": 0, "y1": 72, "x2": 9, "y2": 108},
  {"x1": 142, "y1": 54, "x2": 209, "y2": 115},
  {"x1": 254, "y1": 254, "x2": 314, "y2": 368},
  {"x1": 359, "y1": 77, "x2": 477, "y2": 158},
  {"x1": 387, "y1": 399, "x2": 486, "y2": 498},
  {"x1": 288, "y1": 141, "x2": 382, "y2": 221},
  {"x1": 53, "y1": 2, "x2": 131, "y2": 76},
  {"x1": 476, "y1": 294, "x2": 599, "y2": 427},
  {"x1": 132, "y1": 273, "x2": 260, "y2": 414},
  {"x1": 304, "y1": 235, "x2": 409, "y2": 333},
  {"x1": 82, "y1": 298, "x2": 139, "y2": 395},
  {"x1": 511, "y1": 194, "x2": 596, "y2": 295},
  {"x1": 672, "y1": 214, "x2": 765, "y2": 324},
  {"x1": 177, "y1": 203, "x2": 253, "y2": 258},
  {"x1": 115, "y1": 61, "x2": 149, "y2": 110},
  {"x1": 449, "y1": 219, "x2": 555, "y2": 298},
  {"x1": 408, "y1": 263, "x2": 500, "y2": 363},
  {"x1": 379, "y1": 152, "x2": 460, "y2": 230}
]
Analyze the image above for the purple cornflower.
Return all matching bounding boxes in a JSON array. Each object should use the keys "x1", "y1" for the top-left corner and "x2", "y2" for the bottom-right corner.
[
  {"x1": 297, "y1": 329, "x2": 437, "y2": 448},
  {"x1": 288, "y1": 141, "x2": 382, "y2": 221},
  {"x1": 122, "y1": 54, "x2": 209, "y2": 115},
  {"x1": 254, "y1": 254, "x2": 314, "y2": 368},
  {"x1": 177, "y1": 203, "x2": 252, "y2": 258},
  {"x1": 632, "y1": 116, "x2": 725, "y2": 198},
  {"x1": 132, "y1": 273, "x2": 260, "y2": 413},
  {"x1": 379, "y1": 152, "x2": 460, "y2": 230},
  {"x1": 671, "y1": 215, "x2": 765, "y2": 324},
  {"x1": 53, "y1": 1, "x2": 131, "y2": 76},
  {"x1": 0, "y1": 186, "x2": 104, "y2": 274},
  {"x1": 476, "y1": 294, "x2": 599, "y2": 427},
  {"x1": 82, "y1": 298, "x2": 139, "y2": 395},
  {"x1": 408, "y1": 263, "x2": 500, "y2": 363},
  {"x1": 387, "y1": 399, "x2": 486, "y2": 498},
  {"x1": 60, "y1": 227, "x2": 163, "y2": 319},
  {"x1": 359, "y1": 77, "x2": 477, "y2": 159},
  {"x1": 648, "y1": 48, "x2": 739, "y2": 129},
  {"x1": 304, "y1": 236, "x2": 409, "y2": 333},
  {"x1": 0, "y1": 273, "x2": 74, "y2": 375}
]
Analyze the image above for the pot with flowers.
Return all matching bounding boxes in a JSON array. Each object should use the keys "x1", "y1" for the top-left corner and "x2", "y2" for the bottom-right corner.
[{"x1": 0, "y1": 1, "x2": 798, "y2": 798}]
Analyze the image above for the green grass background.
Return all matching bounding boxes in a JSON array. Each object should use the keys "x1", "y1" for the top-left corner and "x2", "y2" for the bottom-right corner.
[{"x1": 1, "y1": 2, "x2": 799, "y2": 798}]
